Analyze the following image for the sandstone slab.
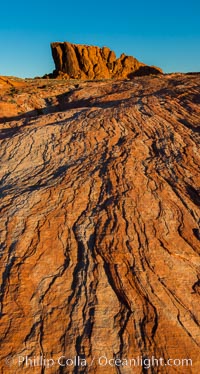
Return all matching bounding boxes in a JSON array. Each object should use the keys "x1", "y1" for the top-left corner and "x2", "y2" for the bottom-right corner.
[{"x1": 0, "y1": 74, "x2": 200, "y2": 373}]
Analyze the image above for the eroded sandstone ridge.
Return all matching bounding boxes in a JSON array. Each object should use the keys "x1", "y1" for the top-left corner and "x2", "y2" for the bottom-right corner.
[
  {"x1": 0, "y1": 74, "x2": 200, "y2": 373},
  {"x1": 51, "y1": 41, "x2": 162, "y2": 79}
]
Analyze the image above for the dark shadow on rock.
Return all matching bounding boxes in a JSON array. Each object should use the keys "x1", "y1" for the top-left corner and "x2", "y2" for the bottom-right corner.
[
  {"x1": 178, "y1": 118, "x2": 200, "y2": 133},
  {"x1": 193, "y1": 229, "x2": 200, "y2": 241},
  {"x1": 128, "y1": 66, "x2": 162, "y2": 78},
  {"x1": 186, "y1": 185, "x2": 200, "y2": 206}
]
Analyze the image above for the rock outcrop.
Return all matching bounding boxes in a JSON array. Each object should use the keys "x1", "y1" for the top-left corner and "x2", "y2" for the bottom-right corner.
[
  {"x1": 0, "y1": 74, "x2": 200, "y2": 373},
  {"x1": 51, "y1": 42, "x2": 162, "y2": 79}
]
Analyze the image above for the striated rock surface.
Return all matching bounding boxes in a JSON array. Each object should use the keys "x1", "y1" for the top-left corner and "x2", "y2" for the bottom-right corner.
[
  {"x1": 0, "y1": 74, "x2": 200, "y2": 373},
  {"x1": 51, "y1": 42, "x2": 162, "y2": 79}
]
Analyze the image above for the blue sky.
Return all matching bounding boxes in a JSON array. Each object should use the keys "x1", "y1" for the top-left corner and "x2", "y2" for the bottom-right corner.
[{"x1": 0, "y1": 0, "x2": 199, "y2": 77}]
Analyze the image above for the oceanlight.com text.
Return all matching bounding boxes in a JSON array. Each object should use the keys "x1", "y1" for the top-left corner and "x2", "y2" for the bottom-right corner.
[{"x1": 5, "y1": 355, "x2": 192, "y2": 369}]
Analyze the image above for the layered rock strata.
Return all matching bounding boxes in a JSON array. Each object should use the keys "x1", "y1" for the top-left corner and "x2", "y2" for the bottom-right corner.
[
  {"x1": 51, "y1": 41, "x2": 162, "y2": 79},
  {"x1": 0, "y1": 74, "x2": 200, "y2": 373}
]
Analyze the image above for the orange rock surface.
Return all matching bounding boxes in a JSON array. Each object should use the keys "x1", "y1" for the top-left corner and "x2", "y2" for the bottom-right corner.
[
  {"x1": 0, "y1": 73, "x2": 200, "y2": 373},
  {"x1": 51, "y1": 42, "x2": 162, "y2": 79}
]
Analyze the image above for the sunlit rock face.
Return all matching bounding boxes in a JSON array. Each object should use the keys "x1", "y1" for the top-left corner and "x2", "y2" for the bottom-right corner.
[
  {"x1": 51, "y1": 41, "x2": 162, "y2": 79},
  {"x1": 0, "y1": 73, "x2": 200, "y2": 373}
]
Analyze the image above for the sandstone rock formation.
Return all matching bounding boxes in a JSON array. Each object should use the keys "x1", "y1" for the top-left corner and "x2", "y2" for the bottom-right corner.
[
  {"x1": 51, "y1": 42, "x2": 162, "y2": 79},
  {"x1": 0, "y1": 73, "x2": 200, "y2": 373}
]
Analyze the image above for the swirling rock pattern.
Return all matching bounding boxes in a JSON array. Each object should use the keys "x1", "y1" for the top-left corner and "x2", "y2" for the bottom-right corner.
[{"x1": 0, "y1": 73, "x2": 200, "y2": 373}]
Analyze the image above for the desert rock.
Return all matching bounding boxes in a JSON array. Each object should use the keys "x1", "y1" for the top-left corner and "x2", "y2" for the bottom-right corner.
[
  {"x1": 51, "y1": 42, "x2": 162, "y2": 79},
  {"x1": 0, "y1": 73, "x2": 200, "y2": 373}
]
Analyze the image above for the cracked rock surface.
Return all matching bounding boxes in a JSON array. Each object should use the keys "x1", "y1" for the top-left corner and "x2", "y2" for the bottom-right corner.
[{"x1": 0, "y1": 73, "x2": 200, "y2": 373}]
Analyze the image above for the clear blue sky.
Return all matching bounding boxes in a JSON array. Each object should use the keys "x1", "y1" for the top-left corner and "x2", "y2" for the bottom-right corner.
[{"x1": 0, "y1": 0, "x2": 199, "y2": 77}]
